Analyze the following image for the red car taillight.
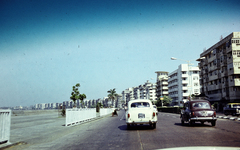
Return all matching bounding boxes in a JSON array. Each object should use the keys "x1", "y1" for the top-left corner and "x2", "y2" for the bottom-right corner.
[
  {"x1": 191, "y1": 112, "x2": 195, "y2": 117},
  {"x1": 214, "y1": 111, "x2": 216, "y2": 117},
  {"x1": 153, "y1": 112, "x2": 156, "y2": 117},
  {"x1": 128, "y1": 113, "x2": 130, "y2": 118}
]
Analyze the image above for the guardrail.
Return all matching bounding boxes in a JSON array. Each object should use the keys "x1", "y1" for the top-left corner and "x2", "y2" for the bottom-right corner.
[
  {"x1": 100, "y1": 108, "x2": 115, "y2": 116},
  {"x1": 65, "y1": 108, "x2": 114, "y2": 127},
  {"x1": 0, "y1": 110, "x2": 11, "y2": 144}
]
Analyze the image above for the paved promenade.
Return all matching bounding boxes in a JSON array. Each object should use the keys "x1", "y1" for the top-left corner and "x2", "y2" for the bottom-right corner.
[{"x1": 0, "y1": 111, "x2": 107, "y2": 150}]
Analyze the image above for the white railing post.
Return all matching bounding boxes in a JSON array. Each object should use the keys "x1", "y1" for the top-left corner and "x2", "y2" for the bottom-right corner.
[{"x1": 0, "y1": 110, "x2": 11, "y2": 144}]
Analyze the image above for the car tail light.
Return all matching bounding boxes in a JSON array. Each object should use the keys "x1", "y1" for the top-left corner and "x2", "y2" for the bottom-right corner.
[
  {"x1": 192, "y1": 112, "x2": 195, "y2": 116},
  {"x1": 214, "y1": 111, "x2": 216, "y2": 117},
  {"x1": 153, "y1": 112, "x2": 155, "y2": 117},
  {"x1": 128, "y1": 113, "x2": 130, "y2": 118}
]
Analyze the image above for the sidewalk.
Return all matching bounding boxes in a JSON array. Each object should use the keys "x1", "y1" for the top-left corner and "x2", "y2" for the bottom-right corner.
[
  {"x1": 0, "y1": 110, "x2": 112, "y2": 150},
  {"x1": 217, "y1": 112, "x2": 240, "y2": 121}
]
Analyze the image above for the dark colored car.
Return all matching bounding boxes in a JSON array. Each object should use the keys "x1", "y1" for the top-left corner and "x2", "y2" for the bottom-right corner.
[
  {"x1": 223, "y1": 103, "x2": 240, "y2": 116},
  {"x1": 180, "y1": 99, "x2": 217, "y2": 126}
]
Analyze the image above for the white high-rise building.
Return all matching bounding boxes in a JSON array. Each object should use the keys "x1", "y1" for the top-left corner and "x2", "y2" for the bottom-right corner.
[
  {"x1": 168, "y1": 64, "x2": 200, "y2": 106},
  {"x1": 155, "y1": 71, "x2": 169, "y2": 99}
]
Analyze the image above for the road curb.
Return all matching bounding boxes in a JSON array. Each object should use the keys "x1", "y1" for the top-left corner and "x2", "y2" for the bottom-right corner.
[{"x1": 217, "y1": 116, "x2": 240, "y2": 121}]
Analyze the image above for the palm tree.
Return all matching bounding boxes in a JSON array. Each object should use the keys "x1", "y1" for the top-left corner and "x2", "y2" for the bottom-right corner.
[{"x1": 107, "y1": 88, "x2": 118, "y2": 107}]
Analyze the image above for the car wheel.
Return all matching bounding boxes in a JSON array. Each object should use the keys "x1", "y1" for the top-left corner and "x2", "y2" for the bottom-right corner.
[
  {"x1": 188, "y1": 119, "x2": 193, "y2": 126},
  {"x1": 232, "y1": 112, "x2": 236, "y2": 116},
  {"x1": 152, "y1": 123, "x2": 156, "y2": 129},
  {"x1": 211, "y1": 121, "x2": 216, "y2": 127},
  {"x1": 201, "y1": 121, "x2": 204, "y2": 125},
  {"x1": 127, "y1": 124, "x2": 131, "y2": 129},
  {"x1": 181, "y1": 118, "x2": 184, "y2": 125}
]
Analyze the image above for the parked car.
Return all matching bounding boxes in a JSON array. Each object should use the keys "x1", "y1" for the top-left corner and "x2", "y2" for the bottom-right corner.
[
  {"x1": 223, "y1": 103, "x2": 240, "y2": 116},
  {"x1": 180, "y1": 99, "x2": 217, "y2": 126},
  {"x1": 126, "y1": 99, "x2": 158, "y2": 129}
]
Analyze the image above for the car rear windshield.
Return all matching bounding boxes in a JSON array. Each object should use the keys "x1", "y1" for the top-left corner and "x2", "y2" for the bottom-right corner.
[
  {"x1": 192, "y1": 102, "x2": 210, "y2": 109},
  {"x1": 232, "y1": 104, "x2": 240, "y2": 108},
  {"x1": 131, "y1": 102, "x2": 150, "y2": 108}
]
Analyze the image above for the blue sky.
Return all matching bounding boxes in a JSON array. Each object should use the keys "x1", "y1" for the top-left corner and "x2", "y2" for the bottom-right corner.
[{"x1": 0, "y1": 0, "x2": 240, "y2": 107}]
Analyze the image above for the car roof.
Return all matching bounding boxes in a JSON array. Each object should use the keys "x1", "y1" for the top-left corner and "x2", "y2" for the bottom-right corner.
[
  {"x1": 128, "y1": 99, "x2": 152, "y2": 104},
  {"x1": 226, "y1": 103, "x2": 240, "y2": 106},
  {"x1": 187, "y1": 100, "x2": 210, "y2": 103}
]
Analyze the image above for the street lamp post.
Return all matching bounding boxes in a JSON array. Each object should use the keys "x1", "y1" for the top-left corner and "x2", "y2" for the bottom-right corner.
[{"x1": 171, "y1": 57, "x2": 193, "y2": 103}]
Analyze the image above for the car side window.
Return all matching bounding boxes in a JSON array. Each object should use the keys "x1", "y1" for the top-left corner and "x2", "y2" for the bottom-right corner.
[{"x1": 184, "y1": 103, "x2": 189, "y2": 110}]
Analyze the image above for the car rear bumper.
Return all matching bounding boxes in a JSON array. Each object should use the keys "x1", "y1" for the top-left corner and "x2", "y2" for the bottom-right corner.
[
  {"x1": 190, "y1": 117, "x2": 217, "y2": 121},
  {"x1": 126, "y1": 120, "x2": 157, "y2": 125}
]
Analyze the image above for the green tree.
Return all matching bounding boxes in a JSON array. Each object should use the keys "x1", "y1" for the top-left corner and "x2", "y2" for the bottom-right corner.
[
  {"x1": 107, "y1": 88, "x2": 118, "y2": 107},
  {"x1": 70, "y1": 83, "x2": 87, "y2": 108},
  {"x1": 97, "y1": 102, "x2": 103, "y2": 108},
  {"x1": 156, "y1": 96, "x2": 172, "y2": 107},
  {"x1": 162, "y1": 96, "x2": 172, "y2": 106}
]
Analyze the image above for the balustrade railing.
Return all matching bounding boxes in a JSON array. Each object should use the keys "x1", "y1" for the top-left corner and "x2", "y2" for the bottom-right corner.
[
  {"x1": 65, "y1": 108, "x2": 114, "y2": 127},
  {"x1": 0, "y1": 110, "x2": 11, "y2": 144}
]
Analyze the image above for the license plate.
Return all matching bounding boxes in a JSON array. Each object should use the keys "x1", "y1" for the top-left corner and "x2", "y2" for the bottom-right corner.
[{"x1": 138, "y1": 113, "x2": 145, "y2": 118}]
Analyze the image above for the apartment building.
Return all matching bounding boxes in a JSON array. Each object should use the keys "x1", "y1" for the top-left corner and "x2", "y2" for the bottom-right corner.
[
  {"x1": 155, "y1": 71, "x2": 169, "y2": 99},
  {"x1": 121, "y1": 81, "x2": 157, "y2": 104},
  {"x1": 197, "y1": 32, "x2": 240, "y2": 105},
  {"x1": 168, "y1": 64, "x2": 200, "y2": 106}
]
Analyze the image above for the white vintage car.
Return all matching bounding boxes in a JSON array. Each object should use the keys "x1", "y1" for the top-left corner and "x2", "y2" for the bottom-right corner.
[{"x1": 126, "y1": 99, "x2": 157, "y2": 129}]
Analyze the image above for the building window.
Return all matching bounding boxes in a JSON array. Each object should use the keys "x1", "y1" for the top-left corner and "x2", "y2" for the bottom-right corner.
[
  {"x1": 233, "y1": 50, "x2": 236, "y2": 55},
  {"x1": 237, "y1": 50, "x2": 240, "y2": 57}
]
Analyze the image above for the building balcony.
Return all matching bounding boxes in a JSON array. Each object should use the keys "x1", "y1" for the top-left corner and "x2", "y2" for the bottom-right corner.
[
  {"x1": 208, "y1": 93, "x2": 222, "y2": 101},
  {"x1": 234, "y1": 66, "x2": 240, "y2": 74},
  {"x1": 162, "y1": 86, "x2": 168, "y2": 90},
  {"x1": 229, "y1": 90, "x2": 240, "y2": 98},
  {"x1": 226, "y1": 45, "x2": 232, "y2": 53},
  {"x1": 162, "y1": 91, "x2": 169, "y2": 95},
  {"x1": 220, "y1": 71, "x2": 228, "y2": 77},
  {"x1": 207, "y1": 85, "x2": 215, "y2": 91},
  {"x1": 182, "y1": 87, "x2": 188, "y2": 90},
  {"x1": 208, "y1": 55, "x2": 217, "y2": 63},
  {"x1": 182, "y1": 93, "x2": 189, "y2": 97},
  {"x1": 162, "y1": 81, "x2": 168, "y2": 85},
  {"x1": 227, "y1": 57, "x2": 233, "y2": 64},
  {"x1": 220, "y1": 61, "x2": 227, "y2": 67},
  {"x1": 182, "y1": 74, "x2": 188, "y2": 78},
  {"x1": 229, "y1": 78, "x2": 240, "y2": 86},
  {"x1": 209, "y1": 74, "x2": 219, "y2": 81},
  {"x1": 215, "y1": 84, "x2": 222, "y2": 89},
  {"x1": 182, "y1": 80, "x2": 188, "y2": 84},
  {"x1": 170, "y1": 94, "x2": 178, "y2": 98},
  {"x1": 227, "y1": 68, "x2": 234, "y2": 75}
]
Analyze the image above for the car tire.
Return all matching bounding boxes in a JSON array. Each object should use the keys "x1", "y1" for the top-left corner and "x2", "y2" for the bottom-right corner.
[
  {"x1": 211, "y1": 121, "x2": 216, "y2": 127},
  {"x1": 127, "y1": 124, "x2": 131, "y2": 129},
  {"x1": 201, "y1": 121, "x2": 204, "y2": 125},
  {"x1": 188, "y1": 119, "x2": 193, "y2": 126},
  {"x1": 181, "y1": 119, "x2": 184, "y2": 125},
  {"x1": 232, "y1": 112, "x2": 236, "y2": 116},
  {"x1": 152, "y1": 123, "x2": 156, "y2": 129}
]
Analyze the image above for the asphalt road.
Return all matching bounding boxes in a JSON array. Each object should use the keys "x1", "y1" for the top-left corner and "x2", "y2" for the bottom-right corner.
[{"x1": 3, "y1": 110, "x2": 240, "y2": 150}]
